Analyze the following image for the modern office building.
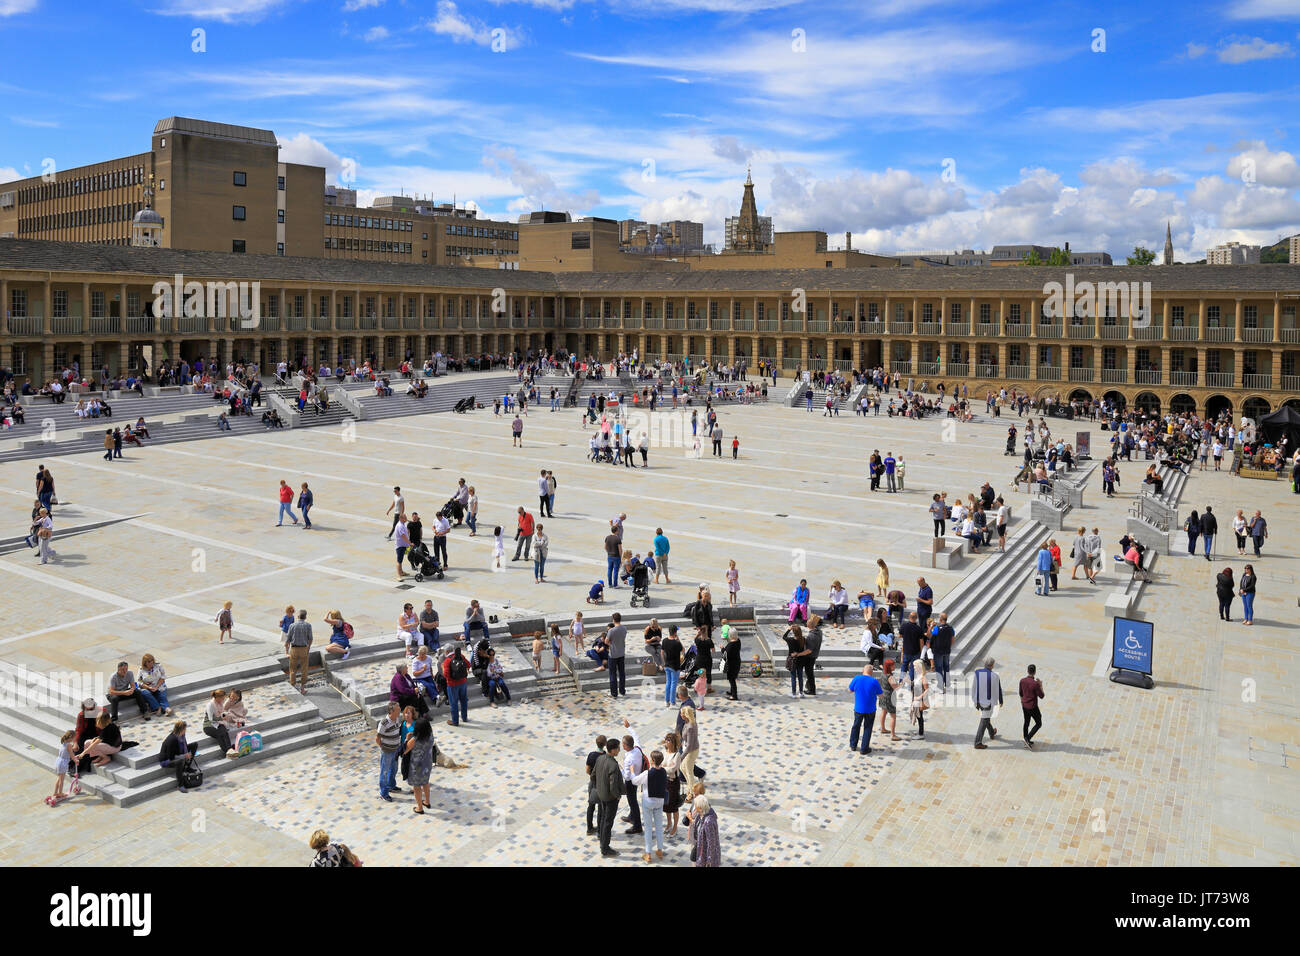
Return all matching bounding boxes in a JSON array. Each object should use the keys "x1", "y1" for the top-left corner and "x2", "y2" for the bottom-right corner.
[
  {"x1": 3, "y1": 237, "x2": 1297, "y2": 425},
  {"x1": 0, "y1": 117, "x2": 520, "y2": 267},
  {"x1": 1206, "y1": 241, "x2": 1262, "y2": 265}
]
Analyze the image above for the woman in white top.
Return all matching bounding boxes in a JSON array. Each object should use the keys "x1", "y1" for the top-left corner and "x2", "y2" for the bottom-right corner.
[
  {"x1": 910, "y1": 659, "x2": 932, "y2": 739},
  {"x1": 397, "y1": 603, "x2": 420, "y2": 653},
  {"x1": 826, "y1": 581, "x2": 850, "y2": 628},
  {"x1": 466, "y1": 487, "x2": 479, "y2": 536},
  {"x1": 1232, "y1": 509, "x2": 1248, "y2": 555},
  {"x1": 994, "y1": 501, "x2": 1009, "y2": 552}
]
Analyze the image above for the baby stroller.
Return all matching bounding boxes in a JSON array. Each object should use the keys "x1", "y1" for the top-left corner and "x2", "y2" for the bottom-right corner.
[
  {"x1": 1005, "y1": 431, "x2": 1017, "y2": 456},
  {"x1": 629, "y1": 563, "x2": 651, "y2": 608},
  {"x1": 406, "y1": 542, "x2": 444, "y2": 582},
  {"x1": 443, "y1": 497, "x2": 464, "y2": 525}
]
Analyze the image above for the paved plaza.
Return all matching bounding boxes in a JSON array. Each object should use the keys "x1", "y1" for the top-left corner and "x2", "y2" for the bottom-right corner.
[{"x1": 1, "y1": 393, "x2": 1296, "y2": 866}]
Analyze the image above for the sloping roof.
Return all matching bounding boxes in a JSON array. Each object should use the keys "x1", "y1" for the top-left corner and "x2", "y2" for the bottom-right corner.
[{"x1": 153, "y1": 117, "x2": 278, "y2": 147}]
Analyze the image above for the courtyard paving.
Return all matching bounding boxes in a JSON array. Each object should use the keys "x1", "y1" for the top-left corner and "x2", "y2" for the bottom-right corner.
[{"x1": 0, "y1": 394, "x2": 1295, "y2": 866}]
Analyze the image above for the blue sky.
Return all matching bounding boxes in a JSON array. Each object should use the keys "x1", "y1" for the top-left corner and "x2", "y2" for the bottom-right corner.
[{"x1": 2, "y1": 0, "x2": 1299, "y2": 259}]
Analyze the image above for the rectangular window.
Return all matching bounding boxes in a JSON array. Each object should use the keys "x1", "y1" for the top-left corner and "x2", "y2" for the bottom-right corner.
[
  {"x1": 921, "y1": 303, "x2": 933, "y2": 322},
  {"x1": 127, "y1": 292, "x2": 140, "y2": 316},
  {"x1": 11, "y1": 288, "x2": 27, "y2": 317},
  {"x1": 232, "y1": 205, "x2": 246, "y2": 221},
  {"x1": 277, "y1": 176, "x2": 285, "y2": 191},
  {"x1": 980, "y1": 303, "x2": 992, "y2": 323},
  {"x1": 233, "y1": 171, "x2": 247, "y2": 186},
  {"x1": 53, "y1": 290, "x2": 68, "y2": 318},
  {"x1": 1243, "y1": 305, "x2": 1258, "y2": 328},
  {"x1": 571, "y1": 232, "x2": 591, "y2": 250},
  {"x1": 232, "y1": 239, "x2": 246, "y2": 253},
  {"x1": 91, "y1": 290, "x2": 106, "y2": 317},
  {"x1": 1171, "y1": 305, "x2": 1185, "y2": 326},
  {"x1": 277, "y1": 242, "x2": 285, "y2": 256},
  {"x1": 1206, "y1": 305, "x2": 1221, "y2": 326}
]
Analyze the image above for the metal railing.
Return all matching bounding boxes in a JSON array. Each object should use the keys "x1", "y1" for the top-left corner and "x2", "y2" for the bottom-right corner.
[
  {"x1": 1037, "y1": 324, "x2": 1062, "y2": 337},
  {"x1": 1243, "y1": 373, "x2": 1273, "y2": 389},
  {"x1": 1132, "y1": 322, "x2": 1163, "y2": 340},
  {"x1": 1280, "y1": 328, "x2": 1300, "y2": 344},
  {"x1": 1168, "y1": 325, "x2": 1197, "y2": 341},
  {"x1": 1007, "y1": 364, "x2": 1030, "y2": 378},
  {"x1": 890, "y1": 360, "x2": 913, "y2": 374},
  {"x1": 1170, "y1": 371, "x2": 1197, "y2": 386},
  {"x1": 917, "y1": 361, "x2": 940, "y2": 375},
  {"x1": 889, "y1": 321, "x2": 913, "y2": 334},
  {"x1": 1099, "y1": 324, "x2": 1128, "y2": 339},
  {"x1": 1100, "y1": 368, "x2": 1128, "y2": 383},
  {"x1": 1068, "y1": 367, "x2": 1095, "y2": 382},
  {"x1": 1135, "y1": 370, "x2": 1161, "y2": 384},
  {"x1": 977, "y1": 363, "x2": 999, "y2": 377},
  {"x1": 918, "y1": 322, "x2": 942, "y2": 336},
  {"x1": 756, "y1": 319, "x2": 778, "y2": 332},
  {"x1": 1067, "y1": 323, "x2": 1095, "y2": 338},
  {"x1": 1204, "y1": 325, "x2": 1234, "y2": 342},
  {"x1": 1036, "y1": 365, "x2": 1062, "y2": 381},
  {"x1": 125, "y1": 316, "x2": 155, "y2": 334},
  {"x1": 947, "y1": 362, "x2": 971, "y2": 376},
  {"x1": 975, "y1": 322, "x2": 999, "y2": 336},
  {"x1": 1206, "y1": 371, "x2": 1235, "y2": 388},
  {"x1": 1005, "y1": 323, "x2": 1030, "y2": 337},
  {"x1": 1241, "y1": 326, "x2": 1273, "y2": 343}
]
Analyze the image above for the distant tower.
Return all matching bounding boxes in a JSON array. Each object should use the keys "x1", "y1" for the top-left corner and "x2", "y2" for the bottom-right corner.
[
  {"x1": 733, "y1": 166, "x2": 767, "y2": 252},
  {"x1": 1163, "y1": 222, "x2": 1174, "y2": 265},
  {"x1": 131, "y1": 174, "x2": 164, "y2": 247}
]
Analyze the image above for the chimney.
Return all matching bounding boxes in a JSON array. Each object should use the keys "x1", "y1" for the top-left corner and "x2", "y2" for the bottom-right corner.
[
  {"x1": 1064, "y1": 241, "x2": 1071, "y2": 253},
  {"x1": 845, "y1": 231, "x2": 852, "y2": 251}
]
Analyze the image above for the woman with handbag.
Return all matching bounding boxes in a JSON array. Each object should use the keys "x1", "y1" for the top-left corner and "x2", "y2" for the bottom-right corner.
[
  {"x1": 687, "y1": 794, "x2": 721, "y2": 867},
  {"x1": 909, "y1": 658, "x2": 933, "y2": 739},
  {"x1": 661, "y1": 732, "x2": 684, "y2": 836},
  {"x1": 782, "y1": 625, "x2": 810, "y2": 699}
]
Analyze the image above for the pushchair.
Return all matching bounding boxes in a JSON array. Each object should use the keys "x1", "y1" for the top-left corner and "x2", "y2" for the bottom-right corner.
[
  {"x1": 629, "y1": 563, "x2": 651, "y2": 608},
  {"x1": 443, "y1": 497, "x2": 464, "y2": 524},
  {"x1": 1005, "y1": 431, "x2": 1017, "y2": 455},
  {"x1": 406, "y1": 542, "x2": 444, "y2": 581}
]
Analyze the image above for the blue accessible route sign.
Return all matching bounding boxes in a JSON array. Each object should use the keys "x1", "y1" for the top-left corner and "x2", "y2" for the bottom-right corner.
[{"x1": 1110, "y1": 616, "x2": 1154, "y2": 688}]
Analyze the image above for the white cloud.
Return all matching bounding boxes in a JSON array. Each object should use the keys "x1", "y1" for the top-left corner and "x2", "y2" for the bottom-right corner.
[
  {"x1": 180, "y1": 68, "x2": 411, "y2": 98},
  {"x1": 11, "y1": 115, "x2": 58, "y2": 128},
  {"x1": 1217, "y1": 36, "x2": 1294, "y2": 63},
  {"x1": 427, "y1": 1, "x2": 521, "y2": 47},
  {"x1": 0, "y1": 0, "x2": 38, "y2": 15},
  {"x1": 0, "y1": 166, "x2": 21, "y2": 182},
  {"x1": 149, "y1": 0, "x2": 293, "y2": 23},
  {"x1": 278, "y1": 132, "x2": 359, "y2": 185},
  {"x1": 1186, "y1": 42, "x2": 1208, "y2": 58},
  {"x1": 363, "y1": 25, "x2": 389, "y2": 42},
  {"x1": 483, "y1": 145, "x2": 601, "y2": 212},
  {"x1": 1227, "y1": 0, "x2": 1300, "y2": 19},
  {"x1": 343, "y1": 0, "x2": 383, "y2": 10},
  {"x1": 1225, "y1": 142, "x2": 1300, "y2": 187}
]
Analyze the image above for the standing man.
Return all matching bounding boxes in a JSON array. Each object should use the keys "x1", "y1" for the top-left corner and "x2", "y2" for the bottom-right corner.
[
  {"x1": 848, "y1": 664, "x2": 882, "y2": 755},
  {"x1": 1020, "y1": 663, "x2": 1045, "y2": 749},
  {"x1": 1200, "y1": 505, "x2": 1218, "y2": 562},
  {"x1": 537, "y1": 469, "x2": 550, "y2": 517},
  {"x1": 898, "y1": 611, "x2": 924, "y2": 680},
  {"x1": 929, "y1": 612, "x2": 954, "y2": 690},
  {"x1": 298, "y1": 482, "x2": 314, "y2": 530},
  {"x1": 604, "y1": 526, "x2": 622, "y2": 588},
  {"x1": 1035, "y1": 542, "x2": 1053, "y2": 596},
  {"x1": 276, "y1": 479, "x2": 300, "y2": 526},
  {"x1": 1248, "y1": 510, "x2": 1267, "y2": 556},
  {"x1": 511, "y1": 413, "x2": 524, "y2": 447},
  {"x1": 546, "y1": 470, "x2": 557, "y2": 516},
  {"x1": 432, "y1": 509, "x2": 451, "y2": 569},
  {"x1": 972, "y1": 656, "x2": 1003, "y2": 749},
  {"x1": 384, "y1": 486, "x2": 404, "y2": 539},
  {"x1": 375, "y1": 701, "x2": 403, "y2": 802},
  {"x1": 884, "y1": 451, "x2": 897, "y2": 492},
  {"x1": 606, "y1": 612, "x2": 628, "y2": 699},
  {"x1": 711, "y1": 421, "x2": 723, "y2": 457},
  {"x1": 284, "y1": 609, "x2": 313, "y2": 695},
  {"x1": 915, "y1": 577, "x2": 934, "y2": 631},
  {"x1": 652, "y1": 527, "x2": 671, "y2": 585},
  {"x1": 393, "y1": 512, "x2": 411, "y2": 581},
  {"x1": 419, "y1": 600, "x2": 440, "y2": 651},
  {"x1": 513, "y1": 506, "x2": 535, "y2": 561},
  {"x1": 620, "y1": 720, "x2": 645, "y2": 836},
  {"x1": 592, "y1": 738, "x2": 624, "y2": 857}
]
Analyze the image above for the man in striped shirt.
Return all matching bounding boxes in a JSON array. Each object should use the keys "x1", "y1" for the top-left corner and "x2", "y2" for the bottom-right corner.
[{"x1": 376, "y1": 702, "x2": 403, "y2": 801}]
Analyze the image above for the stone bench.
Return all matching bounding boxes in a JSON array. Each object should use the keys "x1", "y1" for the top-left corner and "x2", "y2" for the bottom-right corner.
[
  {"x1": 917, "y1": 536, "x2": 968, "y2": 570},
  {"x1": 1104, "y1": 551, "x2": 1159, "y2": 617}
]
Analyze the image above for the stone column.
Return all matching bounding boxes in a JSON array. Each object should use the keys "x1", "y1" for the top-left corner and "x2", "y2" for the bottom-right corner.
[{"x1": 1234, "y1": 298, "x2": 1243, "y2": 343}]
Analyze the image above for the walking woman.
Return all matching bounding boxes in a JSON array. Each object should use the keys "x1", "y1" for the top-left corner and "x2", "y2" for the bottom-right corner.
[
  {"x1": 1239, "y1": 564, "x2": 1257, "y2": 626},
  {"x1": 910, "y1": 658, "x2": 932, "y2": 740},
  {"x1": 678, "y1": 707, "x2": 700, "y2": 794},
  {"x1": 687, "y1": 794, "x2": 721, "y2": 867},
  {"x1": 875, "y1": 558, "x2": 890, "y2": 598},
  {"x1": 782, "y1": 624, "x2": 811, "y2": 698},
  {"x1": 1070, "y1": 527, "x2": 1090, "y2": 582},
  {"x1": 466, "y1": 485, "x2": 479, "y2": 536},
  {"x1": 1184, "y1": 509, "x2": 1201, "y2": 555},
  {"x1": 662, "y1": 732, "x2": 684, "y2": 836},
  {"x1": 1232, "y1": 509, "x2": 1248, "y2": 556},
  {"x1": 721, "y1": 625, "x2": 742, "y2": 701},
  {"x1": 1215, "y1": 567, "x2": 1235, "y2": 622},
  {"x1": 405, "y1": 718, "x2": 434, "y2": 814}
]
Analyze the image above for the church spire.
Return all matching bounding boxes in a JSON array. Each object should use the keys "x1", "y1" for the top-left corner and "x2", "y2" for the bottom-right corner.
[
  {"x1": 1163, "y1": 221, "x2": 1174, "y2": 265},
  {"x1": 734, "y1": 168, "x2": 765, "y2": 252}
]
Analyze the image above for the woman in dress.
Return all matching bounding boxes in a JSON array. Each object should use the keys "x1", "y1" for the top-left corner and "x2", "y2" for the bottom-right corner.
[
  {"x1": 875, "y1": 559, "x2": 890, "y2": 598},
  {"x1": 910, "y1": 658, "x2": 932, "y2": 739},
  {"x1": 405, "y1": 718, "x2": 435, "y2": 814},
  {"x1": 724, "y1": 560, "x2": 740, "y2": 606},
  {"x1": 661, "y1": 732, "x2": 684, "y2": 836}
]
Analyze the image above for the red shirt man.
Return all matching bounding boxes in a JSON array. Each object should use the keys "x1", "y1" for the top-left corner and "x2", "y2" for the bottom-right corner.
[
  {"x1": 517, "y1": 509, "x2": 535, "y2": 536},
  {"x1": 279, "y1": 481, "x2": 293, "y2": 503}
]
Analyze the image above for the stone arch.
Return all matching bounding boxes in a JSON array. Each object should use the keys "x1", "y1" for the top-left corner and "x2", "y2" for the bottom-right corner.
[
  {"x1": 1133, "y1": 391, "x2": 1161, "y2": 415},
  {"x1": 1068, "y1": 388, "x2": 1093, "y2": 403},
  {"x1": 1205, "y1": 394, "x2": 1233, "y2": 420},
  {"x1": 1170, "y1": 393, "x2": 1196, "y2": 416},
  {"x1": 1242, "y1": 396, "x2": 1271, "y2": 421},
  {"x1": 1286, "y1": 397, "x2": 1300, "y2": 413},
  {"x1": 1102, "y1": 389, "x2": 1127, "y2": 409}
]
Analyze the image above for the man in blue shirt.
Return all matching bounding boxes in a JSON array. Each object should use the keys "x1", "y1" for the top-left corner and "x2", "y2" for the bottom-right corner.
[
  {"x1": 652, "y1": 527, "x2": 671, "y2": 585},
  {"x1": 915, "y1": 577, "x2": 933, "y2": 629},
  {"x1": 884, "y1": 452, "x2": 897, "y2": 492},
  {"x1": 848, "y1": 665, "x2": 883, "y2": 755}
]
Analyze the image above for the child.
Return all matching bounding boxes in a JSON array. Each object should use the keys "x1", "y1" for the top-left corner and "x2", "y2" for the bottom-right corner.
[
  {"x1": 586, "y1": 580, "x2": 605, "y2": 605},
  {"x1": 279, "y1": 605, "x2": 295, "y2": 637},
  {"x1": 51, "y1": 729, "x2": 76, "y2": 802},
  {"x1": 215, "y1": 601, "x2": 234, "y2": 644},
  {"x1": 531, "y1": 633, "x2": 544, "y2": 672},
  {"x1": 725, "y1": 559, "x2": 739, "y2": 606},
  {"x1": 692, "y1": 668, "x2": 708, "y2": 710},
  {"x1": 569, "y1": 611, "x2": 586, "y2": 652},
  {"x1": 492, "y1": 526, "x2": 505, "y2": 570},
  {"x1": 731, "y1": 436, "x2": 740, "y2": 459},
  {"x1": 550, "y1": 623, "x2": 563, "y2": 674}
]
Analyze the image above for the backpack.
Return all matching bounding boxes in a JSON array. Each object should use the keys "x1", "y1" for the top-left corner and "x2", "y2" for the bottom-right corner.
[
  {"x1": 342, "y1": 622, "x2": 355, "y2": 640},
  {"x1": 683, "y1": 601, "x2": 698, "y2": 621},
  {"x1": 448, "y1": 654, "x2": 468, "y2": 681}
]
